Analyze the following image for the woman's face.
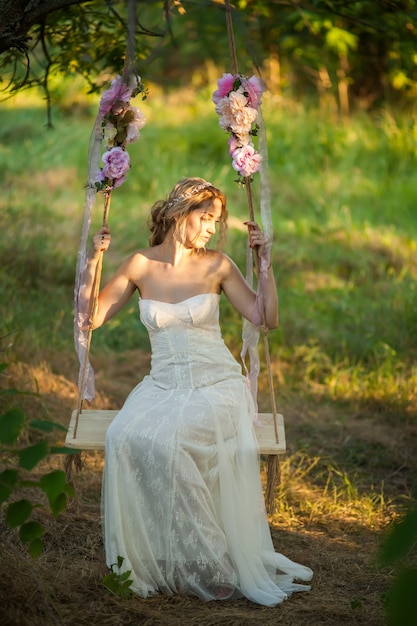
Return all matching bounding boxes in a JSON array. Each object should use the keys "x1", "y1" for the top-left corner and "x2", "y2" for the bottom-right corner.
[{"x1": 183, "y1": 198, "x2": 224, "y2": 249}]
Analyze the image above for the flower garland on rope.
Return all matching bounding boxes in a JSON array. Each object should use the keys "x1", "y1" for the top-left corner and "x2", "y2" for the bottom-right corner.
[
  {"x1": 212, "y1": 73, "x2": 266, "y2": 183},
  {"x1": 74, "y1": 73, "x2": 147, "y2": 406},
  {"x1": 213, "y1": 71, "x2": 273, "y2": 429},
  {"x1": 94, "y1": 74, "x2": 147, "y2": 193}
]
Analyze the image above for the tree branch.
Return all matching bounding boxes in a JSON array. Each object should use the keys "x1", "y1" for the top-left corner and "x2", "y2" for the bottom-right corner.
[{"x1": 0, "y1": 0, "x2": 88, "y2": 54}]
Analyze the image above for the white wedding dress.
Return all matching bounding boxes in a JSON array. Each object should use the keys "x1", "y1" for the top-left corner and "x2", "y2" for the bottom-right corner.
[{"x1": 102, "y1": 292, "x2": 312, "y2": 605}]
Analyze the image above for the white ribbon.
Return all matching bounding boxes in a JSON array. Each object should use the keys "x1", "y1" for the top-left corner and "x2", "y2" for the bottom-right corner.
[
  {"x1": 240, "y1": 105, "x2": 273, "y2": 422},
  {"x1": 73, "y1": 114, "x2": 103, "y2": 402}
]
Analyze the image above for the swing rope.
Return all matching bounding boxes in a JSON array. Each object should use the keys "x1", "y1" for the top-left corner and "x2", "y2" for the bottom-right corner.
[
  {"x1": 224, "y1": 0, "x2": 281, "y2": 509},
  {"x1": 66, "y1": 1, "x2": 283, "y2": 514},
  {"x1": 73, "y1": 190, "x2": 112, "y2": 439},
  {"x1": 65, "y1": 2, "x2": 138, "y2": 481}
]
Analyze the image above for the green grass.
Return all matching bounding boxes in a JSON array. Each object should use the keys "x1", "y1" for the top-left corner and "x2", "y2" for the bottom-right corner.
[{"x1": 1, "y1": 87, "x2": 416, "y2": 421}]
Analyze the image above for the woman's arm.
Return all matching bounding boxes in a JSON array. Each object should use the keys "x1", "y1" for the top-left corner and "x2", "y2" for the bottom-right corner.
[
  {"x1": 79, "y1": 226, "x2": 137, "y2": 329},
  {"x1": 221, "y1": 222, "x2": 278, "y2": 330}
]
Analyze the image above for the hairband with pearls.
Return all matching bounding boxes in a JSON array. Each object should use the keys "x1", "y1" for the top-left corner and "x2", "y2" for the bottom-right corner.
[{"x1": 166, "y1": 181, "x2": 213, "y2": 209}]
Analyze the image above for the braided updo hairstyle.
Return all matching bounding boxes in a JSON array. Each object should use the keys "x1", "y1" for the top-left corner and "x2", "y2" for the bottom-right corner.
[{"x1": 148, "y1": 177, "x2": 228, "y2": 248}]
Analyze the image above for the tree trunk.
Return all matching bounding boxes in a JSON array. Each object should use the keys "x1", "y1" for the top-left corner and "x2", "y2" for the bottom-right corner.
[
  {"x1": 337, "y1": 52, "x2": 350, "y2": 117},
  {"x1": 267, "y1": 45, "x2": 281, "y2": 97}
]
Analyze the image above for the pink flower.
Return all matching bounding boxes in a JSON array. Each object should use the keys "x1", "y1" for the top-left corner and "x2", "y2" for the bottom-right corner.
[
  {"x1": 243, "y1": 75, "x2": 265, "y2": 110},
  {"x1": 95, "y1": 168, "x2": 105, "y2": 183},
  {"x1": 99, "y1": 76, "x2": 132, "y2": 117},
  {"x1": 212, "y1": 73, "x2": 237, "y2": 105},
  {"x1": 228, "y1": 135, "x2": 240, "y2": 155},
  {"x1": 231, "y1": 144, "x2": 262, "y2": 177},
  {"x1": 113, "y1": 174, "x2": 127, "y2": 189},
  {"x1": 102, "y1": 146, "x2": 130, "y2": 180}
]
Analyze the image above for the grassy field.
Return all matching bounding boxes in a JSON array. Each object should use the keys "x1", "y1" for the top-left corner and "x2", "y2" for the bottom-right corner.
[{"x1": 1, "y1": 84, "x2": 417, "y2": 625}]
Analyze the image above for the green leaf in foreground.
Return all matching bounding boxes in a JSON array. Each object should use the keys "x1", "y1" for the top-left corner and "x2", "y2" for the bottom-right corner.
[
  {"x1": 49, "y1": 446, "x2": 83, "y2": 455},
  {"x1": 6, "y1": 499, "x2": 33, "y2": 528},
  {"x1": 379, "y1": 504, "x2": 417, "y2": 566},
  {"x1": 30, "y1": 419, "x2": 67, "y2": 433},
  {"x1": 28, "y1": 538, "x2": 44, "y2": 559},
  {"x1": 0, "y1": 468, "x2": 19, "y2": 503},
  {"x1": 102, "y1": 557, "x2": 134, "y2": 599},
  {"x1": 0, "y1": 407, "x2": 25, "y2": 444},
  {"x1": 39, "y1": 469, "x2": 74, "y2": 515},
  {"x1": 18, "y1": 440, "x2": 49, "y2": 470},
  {"x1": 19, "y1": 521, "x2": 45, "y2": 543},
  {"x1": 39, "y1": 470, "x2": 67, "y2": 500},
  {"x1": 386, "y1": 568, "x2": 417, "y2": 626},
  {"x1": 50, "y1": 492, "x2": 68, "y2": 516}
]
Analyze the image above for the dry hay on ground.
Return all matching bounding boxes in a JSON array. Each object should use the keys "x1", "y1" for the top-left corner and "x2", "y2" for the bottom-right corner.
[{"x1": 1, "y1": 354, "x2": 415, "y2": 625}]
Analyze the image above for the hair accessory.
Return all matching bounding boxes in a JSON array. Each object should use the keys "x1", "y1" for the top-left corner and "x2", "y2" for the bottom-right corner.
[{"x1": 166, "y1": 181, "x2": 213, "y2": 209}]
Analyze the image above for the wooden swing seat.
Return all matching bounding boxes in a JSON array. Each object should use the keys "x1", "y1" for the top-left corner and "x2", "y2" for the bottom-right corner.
[{"x1": 65, "y1": 409, "x2": 286, "y2": 456}]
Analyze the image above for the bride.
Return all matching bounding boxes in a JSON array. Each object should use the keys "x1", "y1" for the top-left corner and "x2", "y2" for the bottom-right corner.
[{"x1": 83, "y1": 176, "x2": 313, "y2": 605}]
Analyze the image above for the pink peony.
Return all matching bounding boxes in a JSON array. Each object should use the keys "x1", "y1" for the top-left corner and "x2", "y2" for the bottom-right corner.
[
  {"x1": 99, "y1": 76, "x2": 132, "y2": 117},
  {"x1": 94, "y1": 168, "x2": 106, "y2": 183},
  {"x1": 228, "y1": 135, "x2": 240, "y2": 155},
  {"x1": 243, "y1": 75, "x2": 266, "y2": 110},
  {"x1": 231, "y1": 144, "x2": 262, "y2": 177},
  {"x1": 113, "y1": 174, "x2": 127, "y2": 188},
  {"x1": 212, "y1": 73, "x2": 237, "y2": 105},
  {"x1": 102, "y1": 146, "x2": 131, "y2": 180}
]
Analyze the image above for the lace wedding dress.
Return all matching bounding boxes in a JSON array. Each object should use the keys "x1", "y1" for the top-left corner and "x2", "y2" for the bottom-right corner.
[{"x1": 102, "y1": 292, "x2": 313, "y2": 605}]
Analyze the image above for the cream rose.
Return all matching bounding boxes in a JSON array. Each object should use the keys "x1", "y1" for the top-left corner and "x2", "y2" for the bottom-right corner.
[{"x1": 126, "y1": 106, "x2": 146, "y2": 144}]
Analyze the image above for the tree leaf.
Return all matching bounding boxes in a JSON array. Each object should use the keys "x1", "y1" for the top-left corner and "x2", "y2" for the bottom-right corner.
[
  {"x1": 0, "y1": 407, "x2": 25, "y2": 444},
  {"x1": 379, "y1": 504, "x2": 417, "y2": 566},
  {"x1": 30, "y1": 419, "x2": 66, "y2": 433},
  {"x1": 18, "y1": 440, "x2": 49, "y2": 470},
  {"x1": 28, "y1": 538, "x2": 44, "y2": 559},
  {"x1": 39, "y1": 470, "x2": 72, "y2": 514},
  {"x1": 49, "y1": 446, "x2": 82, "y2": 455},
  {"x1": 386, "y1": 567, "x2": 417, "y2": 626},
  {"x1": 0, "y1": 468, "x2": 18, "y2": 504},
  {"x1": 6, "y1": 499, "x2": 33, "y2": 528},
  {"x1": 50, "y1": 492, "x2": 67, "y2": 517},
  {"x1": 19, "y1": 480, "x2": 41, "y2": 489},
  {"x1": 39, "y1": 470, "x2": 67, "y2": 501},
  {"x1": 19, "y1": 521, "x2": 45, "y2": 543}
]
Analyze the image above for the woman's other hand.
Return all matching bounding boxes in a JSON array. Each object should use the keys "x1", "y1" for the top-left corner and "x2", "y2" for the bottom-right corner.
[
  {"x1": 244, "y1": 221, "x2": 267, "y2": 250},
  {"x1": 93, "y1": 226, "x2": 111, "y2": 253}
]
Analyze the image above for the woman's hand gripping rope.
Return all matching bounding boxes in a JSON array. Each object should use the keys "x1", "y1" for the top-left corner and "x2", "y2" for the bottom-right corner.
[{"x1": 93, "y1": 226, "x2": 111, "y2": 253}]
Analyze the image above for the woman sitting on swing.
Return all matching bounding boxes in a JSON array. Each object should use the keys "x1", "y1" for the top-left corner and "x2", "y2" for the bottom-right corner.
[{"x1": 83, "y1": 176, "x2": 313, "y2": 605}]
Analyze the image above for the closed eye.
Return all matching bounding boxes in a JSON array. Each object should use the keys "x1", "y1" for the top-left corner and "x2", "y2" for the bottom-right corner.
[{"x1": 201, "y1": 214, "x2": 221, "y2": 223}]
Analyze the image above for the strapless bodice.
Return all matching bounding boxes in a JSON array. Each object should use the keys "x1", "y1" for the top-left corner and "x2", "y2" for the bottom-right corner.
[{"x1": 139, "y1": 293, "x2": 243, "y2": 389}]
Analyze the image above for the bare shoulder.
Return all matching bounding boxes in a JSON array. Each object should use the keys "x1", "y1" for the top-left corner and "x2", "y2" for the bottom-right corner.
[
  {"x1": 210, "y1": 250, "x2": 240, "y2": 275},
  {"x1": 203, "y1": 249, "x2": 234, "y2": 269},
  {"x1": 123, "y1": 248, "x2": 153, "y2": 267}
]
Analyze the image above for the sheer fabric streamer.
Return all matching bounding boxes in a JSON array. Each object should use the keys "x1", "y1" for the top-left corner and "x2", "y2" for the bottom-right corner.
[
  {"x1": 73, "y1": 115, "x2": 104, "y2": 402},
  {"x1": 240, "y1": 106, "x2": 273, "y2": 422}
]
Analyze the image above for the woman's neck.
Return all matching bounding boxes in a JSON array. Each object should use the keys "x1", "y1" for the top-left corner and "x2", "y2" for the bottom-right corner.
[{"x1": 155, "y1": 236, "x2": 200, "y2": 267}]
